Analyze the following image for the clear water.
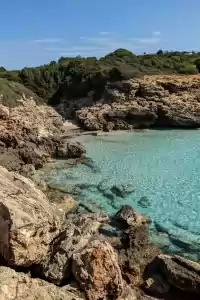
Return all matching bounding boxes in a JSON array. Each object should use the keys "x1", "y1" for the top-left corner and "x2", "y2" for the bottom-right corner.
[{"x1": 36, "y1": 130, "x2": 200, "y2": 260}]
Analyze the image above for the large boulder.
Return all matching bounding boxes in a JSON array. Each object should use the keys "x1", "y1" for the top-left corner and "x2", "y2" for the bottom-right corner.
[
  {"x1": 115, "y1": 205, "x2": 150, "y2": 227},
  {"x1": 118, "y1": 224, "x2": 160, "y2": 286},
  {"x1": 40, "y1": 212, "x2": 109, "y2": 285},
  {"x1": 156, "y1": 254, "x2": 200, "y2": 294},
  {"x1": 0, "y1": 166, "x2": 62, "y2": 267},
  {"x1": 72, "y1": 240, "x2": 124, "y2": 300},
  {"x1": 57, "y1": 140, "x2": 86, "y2": 158},
  {"x1": 0, "y1": 266, "x2": 83, "y2": 300}
]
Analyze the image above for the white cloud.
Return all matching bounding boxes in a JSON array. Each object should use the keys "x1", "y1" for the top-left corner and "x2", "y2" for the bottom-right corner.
[
  {"x1": 137, "y1": 37, "x2": 160, "y2": 44},
  {"x1": 41, "y1": 31, "x2": 163, "y2": 58},
  {"x1": 32, "y1": 38, "x2": 63, "y2": 44},
  {"x1": 99, "y1": 31, "x2": 111, "y2": 36},
  {"x1": 152, "y1": 31, "x2": 161, "y2": 36}
]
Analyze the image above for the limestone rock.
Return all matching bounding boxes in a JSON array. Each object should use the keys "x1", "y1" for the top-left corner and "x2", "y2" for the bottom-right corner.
[
  {"x1": 74, "y1": 76, "x2": 200, "y2": 131},
  {"x1": 157, "y1": 254, "x2": 200, "y2": 294},
  {"x1": 118, "y1": 224, "x2": 160, "y2": 286},
  {"x1": 57, "y1": 140, "x2": 86, "y2": 158},
  {"x1": 0, "y1": 166, "x2": 62, "y2": 267},
  {"x1": 72, "y1": 240, "x2": 124, "y2": 300},
  {"x1": 0, "y1": 266, "x2": 83, "y2": 300},
  {"x1": 115, "y1": 205, "x2": 150, "y2": 227},
  {"x1": 40, "y1": 212, "x2": 109, "y2": 285},
  {"x1": 54, "y1": 194, "x2": 77, "y2": 214}
]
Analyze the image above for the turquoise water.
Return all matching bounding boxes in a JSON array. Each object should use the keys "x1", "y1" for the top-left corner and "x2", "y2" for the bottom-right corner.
[{"x1": 36, "y1": 130, "x2": 200, "y2": 260}]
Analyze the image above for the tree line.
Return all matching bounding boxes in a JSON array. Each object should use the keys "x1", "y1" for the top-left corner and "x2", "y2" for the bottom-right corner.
[{"x1": 1, "y1": 48, "x2": 200, "y2": 103}]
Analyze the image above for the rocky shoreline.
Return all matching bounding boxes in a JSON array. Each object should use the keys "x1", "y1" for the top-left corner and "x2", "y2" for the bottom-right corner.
[
  {"x1": 1, "y1": 79, "x2": 200, "y2": 299},
  {"x1": 54, "y1": 75, "x2": 200, "y2": 131},
  {"x1": 0, "y1": 169, "x2": 200, "y2": 300},
  {"x1": 0, "y1": 98, "x2": 85, "y2": 177}
]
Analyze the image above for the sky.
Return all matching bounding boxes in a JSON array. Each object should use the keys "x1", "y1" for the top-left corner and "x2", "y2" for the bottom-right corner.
[{"x1": 0, "y1": 0, "x2": 199, "y2": 69}]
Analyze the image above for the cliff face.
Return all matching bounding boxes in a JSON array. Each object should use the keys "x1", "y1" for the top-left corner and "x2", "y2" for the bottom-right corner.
[{"x1": 73, "y1": 75, "x2": 200, "y2": 131}]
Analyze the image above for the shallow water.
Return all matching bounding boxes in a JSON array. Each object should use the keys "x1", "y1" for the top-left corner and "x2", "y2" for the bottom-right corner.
[{"x1": 36, "y1": 130, "x2": 200, "y2": 260}]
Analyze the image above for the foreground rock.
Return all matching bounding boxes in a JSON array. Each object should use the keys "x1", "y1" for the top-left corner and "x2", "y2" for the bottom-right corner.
[
  {"x1": 39, "y1": 212, "x2": 109, "y2": 285},
  {"x1": 119, "y1": 225, "x2": 160, "y2": 287},
  {"x1": 157, "y1": 254, "x2": 200, "y2": 294},
  {"x1": 72, "y1": 240, "x2": 124, "y2": 300},
  {"x1": 115, "y1": 205, "x2": 150, "y2": 227},
  {"x1": 0, "y1": 266, "x2": 83, "y2": 300},
  {"x1": 0, "y1": 166, "x2": 62, "y2": 266}
]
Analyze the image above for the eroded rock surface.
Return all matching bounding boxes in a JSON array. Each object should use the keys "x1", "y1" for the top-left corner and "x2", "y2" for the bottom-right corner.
[
  {"x1": 157, "y1": 254, "x2": 200, "y2": 294},
  {"x1": 72, "y1": 240, "x2": 124, "y2": 300},
  {"x1": 0, "y1": 166, "x2": 63, "y2": 267},
  {"x1": 0, "y1": 266, "x2": 83, "y2": 300},
  {"x1": 74, "y1": 76, "x2": 200, "y2": 130},
  {"x1": 40, "y1": 212, "x2": 109, "y2": 285},
  {"x1": 0, "y1": 98, "x2": 85, "y2": 175},
  {"x1": 115, "y1": 205, "x2": 150, "y2": 227}
]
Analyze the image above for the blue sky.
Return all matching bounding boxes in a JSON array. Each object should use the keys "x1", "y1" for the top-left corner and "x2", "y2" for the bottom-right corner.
[{"x1": 0, "y1": 0, "x2": 199, "y2": 69}]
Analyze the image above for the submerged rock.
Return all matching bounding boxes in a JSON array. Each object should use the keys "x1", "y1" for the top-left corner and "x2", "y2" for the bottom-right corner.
[
  {"x1": 0, "y1": 166, "x2": 62, "y2": 267},
  {"x1": 72, "y1": 240, "x2": 124, "y2": 300},
  {"x1": 0, "y1": 266, "x2": 83, "y2": 300},
  {"x1": 55, "y1": 195, "x2": 77, "y2": 214},
  {"x1": 46, "y1": 188, "x2": 77, "y2": 214},
  {"x1": 110, "y1": 184, "x2": 135, "y2": 198},
  {"x1": 138, "y1": 196, "x2": 151, "y2": 208}
]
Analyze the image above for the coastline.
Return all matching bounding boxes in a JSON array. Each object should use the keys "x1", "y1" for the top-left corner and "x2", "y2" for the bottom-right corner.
[{"x1": 1, "y1": 77, "x2": 200, "y2": 299}]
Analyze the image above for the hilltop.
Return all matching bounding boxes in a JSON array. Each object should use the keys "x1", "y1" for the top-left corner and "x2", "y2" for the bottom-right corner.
[{"x1": 1, "y1": 49, "x2": 200, "y2": 108}]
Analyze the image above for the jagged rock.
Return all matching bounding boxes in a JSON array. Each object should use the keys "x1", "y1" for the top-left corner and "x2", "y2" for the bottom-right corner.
[
  {"x1": 0, "y1": 266, "x2": 83, "y2": 300},
  {"x1": 0, "y1": 166, "x2": 62, "y2": 267},
  {"x1": 0, "y1": 104, "x2": 9, "y2": 119},
  {"x1": 40, "y1": 212, "x2": 109, "y2": 285},
  {"x1": 115, "y1": 205, "x2": 150, "y2": 227},
  {"x1": 75, "y1": 76, "x2": 200, "y2": 131},
  {"x1": 118, "y1": 223, "x2": 160, "y2": 286},
  {"x1": 72, "y1": 240, "x2": 124, "y2": 300},
  {"x1": 156, "y1": 254, "x2": 200, "y2": 294},
  {"x1": 57, "y1": 140, "x2": 86, "y2": 158}
]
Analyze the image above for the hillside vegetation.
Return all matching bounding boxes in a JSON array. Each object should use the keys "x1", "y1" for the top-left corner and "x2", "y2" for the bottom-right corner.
[{"x1": 1, "y1": 49, "x2": 200, "y2": 106}]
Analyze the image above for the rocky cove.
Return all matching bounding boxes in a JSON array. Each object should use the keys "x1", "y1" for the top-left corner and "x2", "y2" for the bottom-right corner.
[{"x1": 1, "y1": 76, "x2": 200, "y2": 299}]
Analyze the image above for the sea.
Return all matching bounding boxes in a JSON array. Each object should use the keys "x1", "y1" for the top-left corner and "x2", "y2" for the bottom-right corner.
[{"x1": 35, "y1": 130, "x2": 200, "y2": 261}]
